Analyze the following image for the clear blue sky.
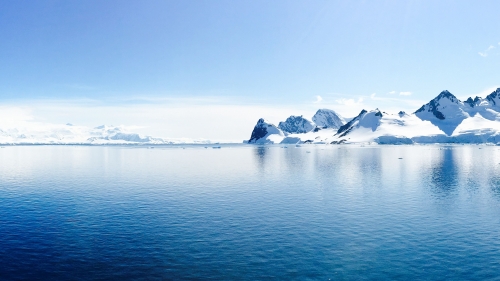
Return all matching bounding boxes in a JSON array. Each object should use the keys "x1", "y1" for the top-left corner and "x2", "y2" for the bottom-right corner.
[{"x1": 1, "y1": 0, "x2": 499, "y2": 139}]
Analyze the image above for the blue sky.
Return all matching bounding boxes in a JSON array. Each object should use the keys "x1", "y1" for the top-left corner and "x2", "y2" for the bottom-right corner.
[{"x1": 1, "y1": 0, "x2": 499, "y2": 139}]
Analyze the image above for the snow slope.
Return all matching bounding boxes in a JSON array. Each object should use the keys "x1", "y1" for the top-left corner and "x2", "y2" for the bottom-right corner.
[{"x1": 415, "y1": 90, "x2": 470, "y2": 135}]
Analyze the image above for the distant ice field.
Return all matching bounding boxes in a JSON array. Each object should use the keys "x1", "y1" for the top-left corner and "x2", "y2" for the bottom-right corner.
[{"x1": 1, "y1": 145, "x2": 500, "y2": 280}]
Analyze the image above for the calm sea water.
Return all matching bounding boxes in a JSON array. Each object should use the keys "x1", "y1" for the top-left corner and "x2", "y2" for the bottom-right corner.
[{"x1": 1, "y1": 145, "x2": 500, "y2": 280}]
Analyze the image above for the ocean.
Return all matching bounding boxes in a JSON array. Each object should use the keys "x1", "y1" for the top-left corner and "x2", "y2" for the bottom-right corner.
[{"x1": 1, "y1": 145, "x2": 500, "y2": 280}]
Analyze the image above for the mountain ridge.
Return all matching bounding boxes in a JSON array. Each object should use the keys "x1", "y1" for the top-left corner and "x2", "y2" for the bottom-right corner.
[{"x1": 248, "y1": 88, "x2": 500, "y2": 144}]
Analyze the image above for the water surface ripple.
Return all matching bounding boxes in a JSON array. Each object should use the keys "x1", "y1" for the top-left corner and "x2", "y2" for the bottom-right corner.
[{"x1": 1, "y1": 145, "x2": 500, "y2": 280}]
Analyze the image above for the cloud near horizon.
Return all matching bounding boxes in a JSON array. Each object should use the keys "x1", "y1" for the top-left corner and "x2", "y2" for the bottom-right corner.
[
  {"x1": 0, "y1": 98, "x2": 322, "y2": 142},
  {"x1": 4, "y1": 87, "x2": 498, "y2": 142}
]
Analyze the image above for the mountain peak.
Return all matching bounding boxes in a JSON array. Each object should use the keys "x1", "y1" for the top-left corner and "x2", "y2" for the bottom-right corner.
[
  {"x1": 312, "y1": 109, "x2": 345, "y2": 129},
  {"x1": 278, "y1": 115, "x2": 315, "y2": 134},
  {"x1": 414, "y1": 90, "x2": 468, "y2": 135},
  {"x1": 415, "y1": 90, "x2": 461, "y2": 120},
  {"x1": 486, "y1": 88, "x2": 500, "y2": 106},
  {"x1": 435, "y1": 90, "x2": 459, "y2": 102},
  {"x1": 248, "y1": 118, "x2": 284, "y2": 144}
]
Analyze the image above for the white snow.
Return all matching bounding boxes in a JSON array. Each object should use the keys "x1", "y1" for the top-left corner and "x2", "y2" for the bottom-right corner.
[
  {"x1": 312, "y1": 109, "x2": 345, "y2": 129},
  {"x1": 246, "y1": 88, "x2": 500, "y2": 145}
]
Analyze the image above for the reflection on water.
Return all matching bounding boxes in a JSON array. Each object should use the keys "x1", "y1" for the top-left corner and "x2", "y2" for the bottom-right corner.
[
  {"x1": 489, "y1": 177, "x2": 500, "y2": 197},
  {"x1": 255, "y1": 146, "x2": 267, "y2": 159},
  {"x1": 1, "y1": 145, "x2": 500, "y2": 280},
  {"x1": 431, "y1": 148, "x2": 459, "y2": 198}
]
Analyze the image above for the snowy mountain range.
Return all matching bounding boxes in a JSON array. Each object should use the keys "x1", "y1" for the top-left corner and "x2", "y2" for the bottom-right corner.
[
  {"x1": 0, "y1": 123, "x2": 211, "y2": 145},
  {"x1": 247, "y1": 88, "x2": 500, "y2": 145}
]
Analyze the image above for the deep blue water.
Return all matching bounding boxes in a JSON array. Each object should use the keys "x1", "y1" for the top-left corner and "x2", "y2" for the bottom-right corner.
[{"x1": 1, "y1": 145, "x2": 500, "y2": 280}]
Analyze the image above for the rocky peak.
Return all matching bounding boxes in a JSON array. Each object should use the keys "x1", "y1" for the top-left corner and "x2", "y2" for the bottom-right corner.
[
  {"x1": 414, "y1": 90, "x2": 469, "y2": 135},
  {"x1": 486, "y1": 88, "x2": 500, "y2": 106},
  {"x1": 312, "y1": 109, "x2": 345, "y2": 129},
  {"x1": 336, "y1": 109, "x2": 367, "y2": 137},
  {"x1": 435, "y1": 90, "x2": 459, "y2": 103},
  {"x1": 278, "y1": 115, "x2": 315, "y2": 134},
  {"x1": 464, "y1": 96, "x2": 482, "y2": 107},
  {"x1": 414, "y1": 90, "x2": 461, "y2": 120},
  {"x1": 248, "y1": 118, "x2": 284, "y2": 143}
]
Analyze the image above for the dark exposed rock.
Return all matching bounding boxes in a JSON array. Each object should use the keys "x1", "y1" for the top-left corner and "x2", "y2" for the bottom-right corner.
[
  {"x1": 336, "y1": 109, "x2": 367, "y2": 136},
  {"x1": 330, "y1": 139, "x2": 347, "y2": 144},
  {"x1": 464, "y1": 96, "x2": 482, "y2": 107},
  {"x1": 414, "y1": 90, "x2": 459, "y2": 120},
  {"x1": 249, "y1": 118, "x2": 269, "y2": 143},
  {"x1": 278, "y1": 115, "x2": 315, "y2": 134},
  {"x1": 486, "y1": 88, "x2": 500, "y2": 105}
]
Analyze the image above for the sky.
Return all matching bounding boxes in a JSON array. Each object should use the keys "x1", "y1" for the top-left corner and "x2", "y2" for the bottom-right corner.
[{"x1": 1, "y1": 0, "x2": 499, "y2": 141}]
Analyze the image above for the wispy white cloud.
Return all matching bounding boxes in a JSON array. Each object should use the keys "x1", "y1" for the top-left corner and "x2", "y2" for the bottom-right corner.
[
  {"x1": 335, "y1": 97, "x2": 364, "y2": 106},
  {"x1": 313, "y1": 95, "x2": 323, "y2": 103},
  {"x1": 388, "y1": 91, "x2": 396, "y2": 95},
  {"x1": 311, "y1": 91, "x2": 430, "y2": 118},
  {"x1": 353, "y1": 92, "x2": 426, "y2": 113},
  {"x1": 479, "y1": 45, "x2": 495, "y2": 57}
]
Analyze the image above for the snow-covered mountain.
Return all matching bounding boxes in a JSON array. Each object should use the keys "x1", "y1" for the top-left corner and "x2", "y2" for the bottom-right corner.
[
  {"x1": 414, "y1": 90, "x2": 469, "y2": 135},
  {"x1": 0, "y1": 123, "x2": 212, "y2": 145},
  {"x1": 336, "y1": 109, "x2": 382, "y2": 137},
  {"x1": 486, "y1": 88, "x2": 500, "y2": 106},
  {"x1": 312, "y1": 109, "x2": 345, "y2": 129},
  {"x1": 248, "y1": 118, "x2": 285, "y2": 144},
  {"x1": 247, "y1": 88, "x2": 500, "y2": 145},
  {"x1": 278, "y1": 115, "x2": 315, "y2": 134}
]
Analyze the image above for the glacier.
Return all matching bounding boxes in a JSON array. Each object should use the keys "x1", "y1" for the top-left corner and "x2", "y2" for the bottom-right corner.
[
  {"x1": 247, "y1": 88, "x2": 500, "y2": 145},
  {"x1": 0, "y1": 123, "x2": 212, "y2": 145}
]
